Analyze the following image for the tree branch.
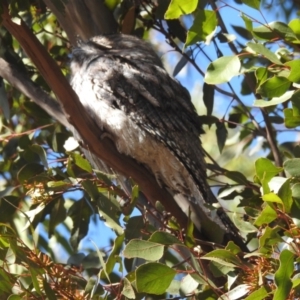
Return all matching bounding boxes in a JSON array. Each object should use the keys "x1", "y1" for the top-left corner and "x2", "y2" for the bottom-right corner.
[{"x1": 0, "y1": 58, "x2": 70, "y2": 129}]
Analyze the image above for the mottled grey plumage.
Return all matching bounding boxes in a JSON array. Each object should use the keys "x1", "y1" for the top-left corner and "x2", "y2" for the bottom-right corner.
[{"x1": 70, "y1": 34, "x2": 241, "y2": 243}]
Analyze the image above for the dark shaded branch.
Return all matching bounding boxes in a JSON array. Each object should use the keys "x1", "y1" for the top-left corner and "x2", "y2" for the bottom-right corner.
[{"x1": 0, "y1": 58, "x2": 70, "y2": 129}]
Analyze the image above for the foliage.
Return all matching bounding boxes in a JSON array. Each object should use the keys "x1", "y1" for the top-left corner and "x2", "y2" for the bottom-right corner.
[{"x1": 1, "y1": 0, "x2": 300, "y2": 299}]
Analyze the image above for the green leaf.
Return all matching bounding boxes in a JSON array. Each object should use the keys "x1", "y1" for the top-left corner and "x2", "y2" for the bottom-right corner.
[
  {"x1": 166, "y1": 280, "x2": 181, "y2": 295},
  {"x1": 82, "y1": 179, "x2": 99, "y2": 201},
  {"x1": 241, "y1": 0, "x2": 260, "y2": 9},
  {"x1": 285, "y1": 60, "x2": 300, "y2": 83},
  {"x1": 125, "y1": 216, "x2": 145, "y2": 240},
  {"x1": 274, "y1": 250, "x2": 294, "y2": 300},
  {"x1": 30, "y1": 144, "x2": 48, "y2": 169},
  {"x1": 180, "y1": 274, "x2": 199, "y2": 295},
  {"x1": 186, "y1": 10, "x2": 217, "y2": 46},
  {"x1": 0, "y1": 269, "x2": 15, "y2": 293},
  {"x1": 97, "y1": 196, "x2": 123, "y2": 235},
  {"x1": 106, "y1": 234, "x2": 124, "y2": 274},
  {"x1": 70, "y1": 152, "x2": 92, "y2": 173},
  {"x1": 232, "y1": 25, "x2": 252, "y2": 40},
  {"x1": 17, "y1": 163, "x2": 44, "y2": 184},
  {"x1": 291, "y1": 90, "x2": 300, "y2": 116},
  {"x1": 68, "y1": 199, "x2": 91, "y2": 249},
  {"x1": 254, "y1": 205, "x2": 277, "y2": 226},
  {"x1": 148, "y1": 231, "x2": 183, "y2": 245},
  {"x1": 253, "y1": 91, "x2": 294, "y2": 107},
  {"x1": 284, "y1": 108, "x2": 300, "y2": 128},
  {"x1": 185, "y1": 207, "x2": 195, "y2": 247},
  {"x1": 0, "y1": 196, "x2": 21, "y2": 223},
  {"x1": 43, "y1": 279, "x2": 57, "y2": 300},
  {"x1": 258, "y1": 226, "x2": 282, "y2": 251},
  {"x1": 284, "y1": 158, "x2": 300, "y2": 177},
  {"x1": 104, "y1": 0, "x2": 120, "y2": 10},
  {"x1": 30, "y1": 268, "x2": 43, "y2": 295},
  {"x1": 255, "y1": 67, "x2": 269, "y2": 85},
  {"x1": 289, "y1": 19, "x2": 300, "y2": 39},
  {"x1": 7, "y1": 295, "x2": 22, "y2": 300},
  {"x1": 203, "y1": 83, "x2": 214, "y2": 116},
  {"x1": 262, "y1": 193, "x2": 283, "y2": 204},
  {"x1": 247, "y1": 42, "x2": 282, "y2": 65},
  {"x1": 84, "y1": 277, "x2": 104, "y2": 296},
  {"x1": 278, "y1": 179, "x2": 293, "y2": 213},
  {"x1": 173, "y1": 49, "x2": 192, "y2": 76},
  {"x1": 216, "y1": 121, "x2": 227, "y2": 153},
  {"x1": 122, "y1": 277, "x2": 135, "y2": 299},
  {"x1": 253, "y1": 21, "x2": 297, "y2": 41},
  {"x1": 244, "y1": 286, "x2": 269, "y2": 300},
  {"x1": 0, "y1": 81, "x2": 10, "y2": 119},
  {"x1": 49, "y1": 197, "x2": 66, "y2": 236},
  {"x1": 136, "y1": 262, "x2": 176, "y2": 294},
  {"x1": 224, "y1": 170, "x2": 249, "y2": 185},
  {"x1": 241, "y1": 14, "x2": 253, "y2": 33},
  {"x1": 202, "y1": 249, "x2": 243, "y2": 267},
  {"x1": 47, "y1": 180, "x2": 70, "y2": 190},
  {"x1": 165, "y1": 0, "x2": 197, "y2": 19},
  {"x1": 255, "y1": 158, "x2": 282, "y2": 193},
  {"x1": 257, "y1": 76, "x2": 291, "y2": 99},
  {"x1": 225, "y1": 241, "x2": 242, "y2": 255},
  {"x1": 219, "y1": 284, "x2": 250, "y2": 300},
  {"x1": 205, "y1": 56, "x2": 241, "y2": 84},
  {"x1": 123, "y1": 239, "x2": 164, "y2": 261},
  {"x1": 292, "y1": 182, "x2": 300, "y2": 200}
]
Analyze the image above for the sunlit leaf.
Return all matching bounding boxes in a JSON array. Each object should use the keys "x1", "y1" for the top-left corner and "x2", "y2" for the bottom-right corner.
[
  {"x1": 257, "y1": 76, "x2": 291, "y2": 99},
  {"x1": 218, "y1": 284, "x2": 250, "y2": 300},
  {"x1": 106, "y1": 234, "x2": 124, "y2": 274},
  {"x1": 289, "y1": 19, "x2": 300, "y2": 39},
  {"x1": 253, "y1": 21, "x2": 297, "y2": 41},
  {"x1": 205, "y1": 56, "x2": 241, "y2": 84},
  {"x1": 180, "y1": 274, "x2": 199, "y2": 295},
  {"x1": 284, "y1": 108, "x2": 300, "y2": 128},
  {"x1": 255, "y1": 158, "x2": 282, "y2": 193},
  {"x1": 69, "y1": 152, "x2": 92, "y2": 173},
  {"x1": 186, "y1": 10, "x2": 217, "y2": 46},
  {"x1": 122, "y1": 277, "x2": 135, "y2": 299},
  {"x1": 165, "y1": 0, "x2": 197, "y2": 19},
  {"x1": 285, "y1": 60, "x2": 300, "y2": 83},
  {"x1": 253, "y1": 91, "x2": 294, "y2": 107},
  {"x1": 244, "y1": 286, "x2": 269, "y2": 300},
  {"x1": 262, "y1": 193, "x2": 283, "y2": 205}
]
